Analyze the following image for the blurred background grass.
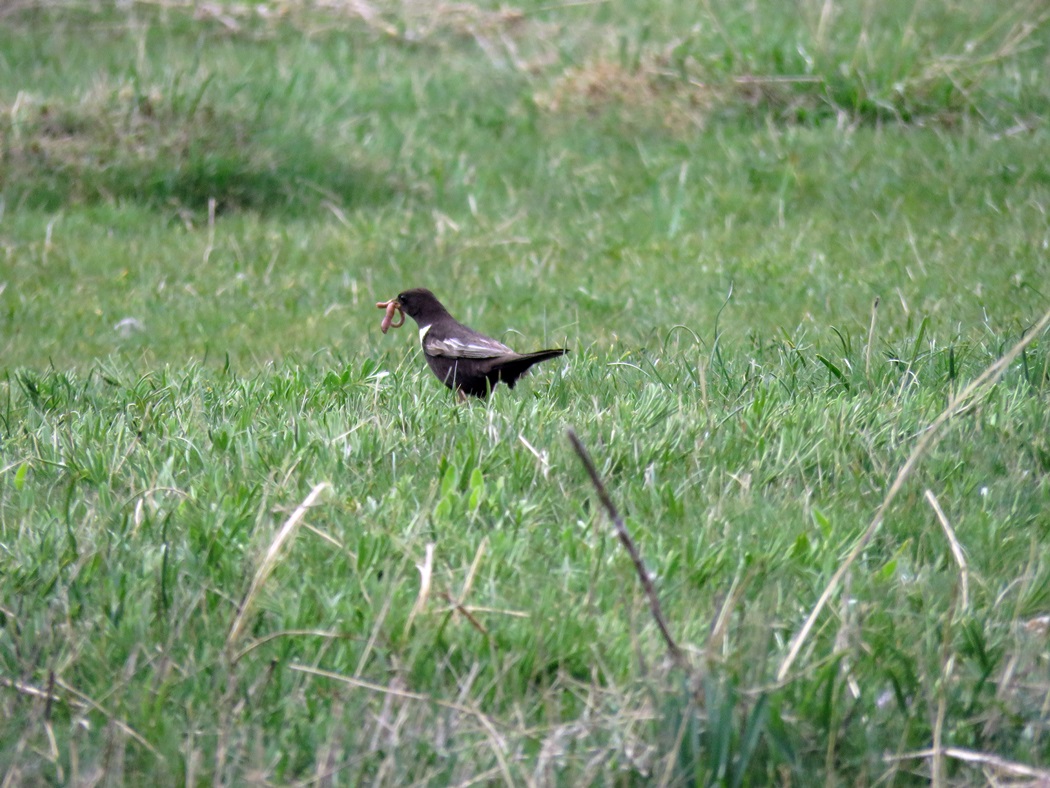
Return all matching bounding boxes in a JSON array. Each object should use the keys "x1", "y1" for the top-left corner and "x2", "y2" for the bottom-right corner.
[
  {"x1": 2, "y1": 0, "x2": 1048, "y2": 369},
  {"x1": 2, "y1": 1, "x2": 1050, "y2": 783}
]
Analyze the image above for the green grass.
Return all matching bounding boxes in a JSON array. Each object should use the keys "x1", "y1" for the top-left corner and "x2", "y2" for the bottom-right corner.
[{"x1": 2, "y1": 0, "x2": 1049, "y2": 783}]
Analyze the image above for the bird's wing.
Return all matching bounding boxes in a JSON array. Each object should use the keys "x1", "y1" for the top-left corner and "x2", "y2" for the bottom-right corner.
[{"x1": 424, "y1": 329, "x2": 514, "y2": 359}]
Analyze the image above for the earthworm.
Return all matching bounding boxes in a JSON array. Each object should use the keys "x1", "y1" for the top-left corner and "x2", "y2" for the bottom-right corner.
[{"x1": 376, "y1": 300, "x2": 405, "y2": 333}]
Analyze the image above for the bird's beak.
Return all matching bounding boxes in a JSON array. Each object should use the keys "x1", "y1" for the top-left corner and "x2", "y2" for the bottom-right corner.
[{"x1": 376, "y1": 299, "x2": 405, "y2": 334}]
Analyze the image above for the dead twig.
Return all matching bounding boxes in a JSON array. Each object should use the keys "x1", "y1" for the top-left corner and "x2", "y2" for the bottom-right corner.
[
  {"x1": 567, "y1": 429, "x2": 688, "y2": 670},
  {"x1": 439, "y1": 591, "x2": 490, "y2": 636}
]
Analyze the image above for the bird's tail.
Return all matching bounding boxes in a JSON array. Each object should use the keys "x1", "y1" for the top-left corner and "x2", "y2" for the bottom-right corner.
[
  {"x1": 500, "y1": 348, "x2": 569, "y2": 388},
  {"x1": 519, "y1": 348, "x2": 569, "y2": 363}
]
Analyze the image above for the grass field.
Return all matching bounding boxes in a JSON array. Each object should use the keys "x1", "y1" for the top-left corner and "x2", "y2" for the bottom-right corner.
[{"x1": 2, "y1": 0, "x2": 1050, "y2": 783}]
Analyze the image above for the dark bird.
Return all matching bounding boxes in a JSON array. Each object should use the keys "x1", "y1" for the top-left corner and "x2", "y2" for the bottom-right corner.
[{"x1": 376, "y1": 288, "x2": 568, "y2": 398}]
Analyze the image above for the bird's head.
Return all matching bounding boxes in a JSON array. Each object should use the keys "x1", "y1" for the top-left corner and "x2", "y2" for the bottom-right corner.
[
  {"x1": 377, "y1": 288, "x2": 449, "y2": 333},
  {"x1": 394, "y1": 288, "x2": 445, "y2": 321}
]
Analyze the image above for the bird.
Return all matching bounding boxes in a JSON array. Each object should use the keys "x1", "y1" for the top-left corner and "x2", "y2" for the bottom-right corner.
[{"x1": 376, "y1": 288, "x2": 568, "y2": 398}]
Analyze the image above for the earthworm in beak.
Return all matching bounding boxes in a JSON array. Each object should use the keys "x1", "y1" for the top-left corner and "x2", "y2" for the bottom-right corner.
[{"x1": 376, "y1": 300, "x2": 405, "y2": 334}]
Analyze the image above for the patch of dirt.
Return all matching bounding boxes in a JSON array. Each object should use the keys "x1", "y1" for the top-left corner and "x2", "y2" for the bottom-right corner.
[{"x1": 535, "y1": 57, "x2": 718, "y2": 132}]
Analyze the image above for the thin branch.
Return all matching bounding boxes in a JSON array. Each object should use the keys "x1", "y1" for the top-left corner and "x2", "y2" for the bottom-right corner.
[
  {"x1": 567, "y1": 429, "x2": 687, "y2": 670},
  {"x1": 439, "y1": 591, "x2": 490, "y2": 636}
]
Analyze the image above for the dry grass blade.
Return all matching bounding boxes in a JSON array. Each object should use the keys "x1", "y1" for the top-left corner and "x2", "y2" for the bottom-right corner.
[
  {"x1": 52, "y1": 676, "x2": 163, "y2": 761},
  {"x1": 777, "y1": 307, "x2": 1050, "y2": 682},
  {"x1": 888, "y1": 747, "x2": 1050, "y2": 780},
  {"x1": 227, "y1": 482, "x2": 331, "y2": 656},
  {"x1": 459, "y1": 536, "x2": 487, "y2": 601},
  {"x1": 0, "y1": 676, "x2": 75, "y2": 706},
  {"x1": 865, "y1": 296, "x2": 880, "y2": 380},
  {"x1": 567, "y1": 429, "x2": 688, "y2": 670},
  {"x1": 932, "y1": 645, "x2": 957, "y2": 787},
  {"x1": 707, "y1": 569, "x2": 747, "y2": 661},
  {"x1": 403, "y1": 542, "x2": 436, "y2": 638},
  {"x1": 925, "y1": 489, "x2": 969, "y2": 611},
  {"x1": 289, "y1": 664, "x2": 516, "y2": 787},
  {"x1": 232, "y1": 629, "x2": 352, "y2": 662}
]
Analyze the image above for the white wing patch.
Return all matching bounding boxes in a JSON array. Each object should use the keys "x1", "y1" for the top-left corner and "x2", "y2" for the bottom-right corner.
[{"x1": 425, "y1": 334, "x2": 513, "y2": 359}]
